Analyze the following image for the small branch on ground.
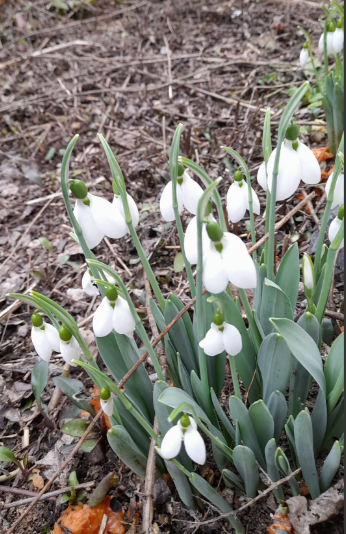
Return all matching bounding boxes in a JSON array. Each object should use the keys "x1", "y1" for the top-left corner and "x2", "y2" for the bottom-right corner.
[{"x1": 2, "y1": 482, "x2": 95, "y2": 509}]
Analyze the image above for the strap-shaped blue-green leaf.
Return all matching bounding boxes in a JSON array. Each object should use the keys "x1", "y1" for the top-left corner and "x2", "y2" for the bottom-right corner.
[
  {"x1": 169, "y1": 293, "x2": 199, "y2": 364},
  {"x1": 32, "y1": 361, "x2": 49, "y2": 413},
  {"x1": 159, "y1": 387, "x2": 210, "y2": 424},
  {"x1": 53, "y1": 376, "x2": 95, "y2": 416},
  {"x1": 229, "y1": 396, "x2": 266, "y2": 469},
  {"x1": 275, "y1": 447, "x2": 299, "y2": 496},
  {"x1": 177, "y1": 354, "x2": 194, "y2": 399},
  {"x1": 285, "y1": 415, "x2": 298, "y2": 467},
  {"x1": 190, "y1": 371, "x2": 207, "y2": 414},
  {"x1": 164, "y1": 337, "x2": 181, "y2": 388},
  {"x1": 271, "y1": 318, "x2": 326, "y2": 398},
  {"x1": 149, "y1": 298, "x2": 166, "y2": 332},
  {"x1": 260, "y1": 279, "x2": 293, "y2": 336},
  {"x1": 319, "y1": 440, "x2": 343, "y2": 493},
  {"x1": 165, "y1": 299, "x2": 198, "y2": 374},
  {"x1": 165, "y1": 460, "x2": 196, "y2": 509},
  {"x1": 294, "y1": 410, "x2": 320, "y2": 499},
  {"x1": 113, "y1": 396, "x2": 151, "y2": 456},
  {"x1": 218, "y1": 292, "x2": 261, "y2": 402},
  {"x1": 322, "y1": 398, "x2": 344, "y2": 451},
  {"x1": 107, "y1": 426, "x2": 151, "y2": 480},
  {"x1": 223, "y1": 468, "x2": 245, "y2": 492},
  {"x1": 249, "y1": 400, "x2": 274, "y2": 455},
  {"x1": 311, "y1": 389, "x2": 327, "y2": 457},
  {"x1": 233, "y1": 446, "x2": 259, "y2": 499},
  {"x1": 258, "y1": 333, "x2": 292, "y2": 403},
  {"x1": 267, "y1": 391, "x2": 287, "y2": 443},
  {"x1": 189, "y1": 473, "x2": 245, "y2": 533},
  {"x1": 333, "y1": 83, "x2": 344, "y2": 151},
  {"x1": 275, "y1": 244, "x2": 300, "y2": 312},
  {"x1": 253, "y1": 263, "x2": 268, "y2": 319},
  {"x1": 321, "y1": 318, "x2": 334, "y2": 346},
  {"x1": 324, "y1": 333, "x2": 344, "y2": 402},
  {"x1": 265, "y1": 439, "x2": 284, "y2": 502},
  {"x1": 211, "y1": 388, "x2": 235, "y2": 442}
]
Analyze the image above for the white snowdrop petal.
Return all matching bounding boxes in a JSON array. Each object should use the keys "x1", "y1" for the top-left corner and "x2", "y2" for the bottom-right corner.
[
  {"x1": 160, "y1": 182, "x2": 177, "y2": 222},
  {"x1": 203, "y1": 245, "x2": 229, "y2": 294},
  {"x1": 183, "y1": 427, "x2": 206, "y2": 465},
  {"x1": 329, "y1": 217, "x2": 344, "y2": 249},
  {"x1": 303, "y1": 255, "x2": 314, "y2": 290},
  {"x1": 300, "y1": 48, "x2": 309, "y2": 69},
  {"x1": 60, "y1": 337, "x2": 81, "y2": 366},
  {"x1": 184, "y1": 216, "x2": 199, "y2": 265},
  {"x1": 327, "y1": 31, "x2": 335, "y2": 54},
  {"x1": 112, "y1": 296, "x2": 136, "y2": 336},
  {"x1": 267, "y1": 144, "x2": 302, "y2": 201},
  {"x1": 31, "y1": 327, "x2": 52, "y2": 362},
  {"x1": 297, "y1": 141, "x2": 321, "y2": 185},
  {"x1": 116, "y1": 194, "x2": 140, "y2": 228},
  {"x1": 257, "y1": 162, "x2": 267, "y2": 191},
  {"x1": 74, "y1": 199, "x2": 103, "y2": 249},
  {"x1": 226, "y1": 183, "x2": 247, "y2": 223},
  {"x1": 243, "y1": 183, "x2": 261, "y2": 215},
  {"x1": 82, "y1": 270, "x2": 99, "y2": 296},
  {"x1": 333, "y1": 27, "x2": 344, "y2": 54},
  {"x1": 326, "y1": 173, "x2": 344, "y2": 209},
  {"x1": 199, "y1": 326, "x2": 225, "y2": 357},
  {"x1": 93, "y1": 297, "x2": 114, "y2": 338},
  {"x1": 319, "y1": 33, "x2": 324, "y2": 53},
  {"x1": 223, "y1": 323, "x2": 243, "y2": 356},
  {"x1": 225, "y1": 250, "x2": 257, "y2": 289},
  {"x1": 101, "y1": 398, "x2": 114, "y2": 417},
  {"x1": 160, "y1": 425, "x2": 183, "y2": 460},
  {"x1": 44, "y1": 323, "x2": 60, "y2": 353},
  {"x1": 90, "y1": 194, "x2": 127, "y2": 239},
  {"x1": 181, "y1": 173, "x2": 204, "y2": 215}
]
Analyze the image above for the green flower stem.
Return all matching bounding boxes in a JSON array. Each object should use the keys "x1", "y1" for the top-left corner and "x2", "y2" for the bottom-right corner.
[
  {"x1": 264, "y1": 185, "x2": 271, "y2": 264},
  {"x1": 315, "y1": 219, "x2": 344, "y2": 323},
  {"x1": 171, "y1": 458, "x2": 191, "y2": 477},
  {"x1": 314, "y1": 138, "x2": 344, "y2": 280},
  {"x1": 174, "y1": 209, "x2": 196, "y2": 298},
  {"x1": 87, "y1": 259, "x2": 165, "y2": 382},
  {"x1": 180, "y1": 157, "x2": 227, "y2": 232},
  {"x1": 262, "y1": 108, "x2": 272, "y2": 264},
  {"x1": 76, "y1": 360, "x2": 159, "y2": 441},
  {"x1": 238, "y1": 289, "x2": 262, "y2": 352},
  {"x1": 229, "y1": 357, "x2": 242, "y2": 400}
]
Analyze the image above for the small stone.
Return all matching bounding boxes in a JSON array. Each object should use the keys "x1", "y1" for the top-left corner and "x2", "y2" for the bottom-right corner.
[{"x1": 153, "y1": 478, "x2": 171, "y2": 506}]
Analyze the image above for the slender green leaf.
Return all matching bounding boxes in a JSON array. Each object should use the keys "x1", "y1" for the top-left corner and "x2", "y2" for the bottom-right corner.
[
  {"x1": 223, "y1": 469, "x2": 245, "y2": 492},
  {"x1": 258, "y1": 333, "x2": 292, "y2": 403},
  {"x1": 159, "y1": 387, "x2": 210, "y2": 424},
  {"x1": 38, "y1": 237, "x2": 53, "y2": 253},
  {"x1": 311, "y1": 389, "x2": 327, "y2": 457},
  {"x1": 177, "y1": 354, "x2": 194, "y2": 399},
  {"x1": 265, "y1": 439, "x2": 285, "y2": 502},
  {"x1": 165, "y1": 460, "x2": 196, "y2": 509},
  {"x1": 107, "y1": 426, "x2": 150, "y2": 480},
  {"x1": 319, "y1": 441, "x2": 343, "y2": 493},
  {"x1": 211, "y1": 388, "x2": 235, "y2": 442},
  {"x1": 275, "y1": 448, "x2": 300, "y2": 496},
  {"x1": 32, "y1": 361, "x2": 49, "y2": 412},
  {"x1": 249, "y1": 401, "x2": 274, "y2": 455},
  {"x1": 275, "y1": 244, "x2": 300, "y2": 311},
  {"x1": 0, "y1": 447, "x2": 17, "y2": 464},
  {"x1": 260, "y1": 279, "x2": 293, "y2": 336},
  {"x1": 165, "y1": 299, "x2": 198, "y2": 374},
  {"x1": 294, "y1": 410, "x2": 320, "y2": 499},
  {"x1": 325, "y1": 333, "x2": 344, "y2": 397},
  {"x1": 267, "y1": 391, "x2": 287, "y2": 443},
  {"x1": 233, "y1": 446, "x2": 259, "y2": 498}
]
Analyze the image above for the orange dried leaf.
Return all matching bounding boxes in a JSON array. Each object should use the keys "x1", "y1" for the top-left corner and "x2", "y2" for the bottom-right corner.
[
  {"x1": 312, "y1": 147, "x2": 334, "y2": 163},
  {"x1": 32, "y1": 474, "x2": 44, "y2": 489},
  {"x1": 53, "y1": 496, "x2": 126, "y2": 534},
  {"x1": 299, "y1": 483, "x2": 310, "y2": 496},
  {"x1": 267, "y1": 510, "x2": 295, "y2": 534}
]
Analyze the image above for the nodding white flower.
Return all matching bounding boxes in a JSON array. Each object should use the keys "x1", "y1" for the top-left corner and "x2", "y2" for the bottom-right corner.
[
  {"x1": 319, "y1": 23, "x2": 336, "y2": 55},
  {"x1": 158, "y1": 415, "x2": 206, "y2": 465},
  {"x1": 333, "y1": 24, "x2": 344, "y2": 54},
  {"x1": 329, "y1": 205, "x2": 344, "y2": 250},
  {"x1": 31, "y1": 314, "x2": 60, "y2": 362},
  {"x1": 302, "y1": 253, "x2": 315, "y2": 291},
  {"x1": 267, "y1": 123, "x2": 321, "y2": 201},
  {"x1": 82, "y1": 269, "x2": 115, "y2": 297},
  {"x1": 93, "y1": 287, "x2": 135, "y2": 338},
  {"x1": 160, "y1": 166, "x2": 203, "y2": 222},
  {"x1": 300, "y1": 44, "x2": 309, "y2": 68},
  {"x1": 257, "y1": 162, "x2": 268, "y2": 191},
  {"x1": 226, "y1": 170, "x2": 260, "y2": 224},
  {"x1": 199, "y1": 314, "x2": 242, "y2": 357},
  {"x1": 113, "y1": 193, "x2": 140, "y2": 229},
  {"x1": 202, "y1": 222, "x2": 257, "y2": 293},
  {"x1": 184, "y1": 213, "x2": 214, "y2": 265},
  {"x1": 100, "y1": 388, "x2": 114, "y2": 417},
  {"x1": 325, "y1": 172, "x2": 344, "y2": 209},
  {"x1": 59, "y1": 326, "x2": 81, "y2": 367}
]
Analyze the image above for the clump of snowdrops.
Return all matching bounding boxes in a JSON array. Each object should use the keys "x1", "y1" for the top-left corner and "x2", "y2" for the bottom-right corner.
[
  {"x1": 7, "y1": 81, "x2": 345, "y2": 532},
  {"x1": 299, "y1": 0, "x2": 344, "y2": 155}
]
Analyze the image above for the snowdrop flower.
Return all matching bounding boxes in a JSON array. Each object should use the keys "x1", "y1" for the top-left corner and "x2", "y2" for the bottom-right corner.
[
  {"x1": 202, "y1": 222, "x2": 257, "y2": 293},
  {"x1": 257, "y1": 162, "x2": 267, "y2": 191},
  {"x1": 267, "y1": 123, "x2": 321, "y2": 201},
  {"x1": 325, "y1": 171, "x2": 344, "y2": 209},
  {"x1": 333, "y1": 21, "x2": 344, "y2": 54},
  {"x1": 319, "y1": 22, "x2": 336, "y2": 55},
  {"x1": 199, "y1": 312, "x2": 242, "y2": 357},
  {"x1": 184, "y1": 203, "x2": 214, "y2": 265},
  {"x1": 302, "y1": 253, "x2": 315, "y2": 299},
  {"x1": 71, "y1": 180, "x2": 129, "y2": 250},
  {"x1": 160, "y1": 164, "x2": 203, "y2": 222},
  {"x1": 300, "y1": 43, "x2": 309, "y2": 69},
  {"x1": 158, "y1": 415, "x2": 206, "y2": 465},
  {"x1": 100, "y1": 388, "x2": 114, "y2": 417},
  {"x1": 226, "y1": 170, "x2": 260, "y2": 223},
  {"x1": 59, "y1": 326, "x2": 81, "y2": 367},
  {"x1": 31, "y1": 313, "x2": 60, "y2": 362},
  {"x1": 113, "y1": 192, "x2": 140, "y2": 229},
  {"x1": 329, "y1": 205, "x2": 344, "y2": 250},
  {"x1": 82, "y1": 269, "x2": 115, "y2": 297},
  {"x1": 93, "y1": 287, "x2": 136, "y2": 338}
]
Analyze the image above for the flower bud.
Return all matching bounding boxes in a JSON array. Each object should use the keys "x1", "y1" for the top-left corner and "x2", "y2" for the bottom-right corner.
[
  {"x1": 106, "y1": 286, "x2": 118, "y2": 303},
  {"x1": 234, "y1": 170, "x2": 243, "y2": 182},
  {"x1": 206, "y1": 222, "x2": 224, "y2": 243},
  {"x1": 180, "y1": 414, "x2": 191, "y2": 428},
  {"x1": 59, "y1": 325, "x2": 73, "y2": 342},
  {"x1": 100, "y1": 387, "x2": 111, "y2": 401},
  {"x1": 285, "y1": 122, "x2": 300, "y2": 142},
  {"x1": 213, "y1": 311, "x2": 224, "y2": 326},
  {"x1": 338, "y1": 204, "x2": 344, "y2": 220},
  {"x1": 303, "y1": 253, "x2": 315, "y2": 292},
  {"x1": 70, "y1": 180, "x2": 88, "y2": 200},
  {"x1": 31, "y1": 313, "x2": 43, "y2": 328}
]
